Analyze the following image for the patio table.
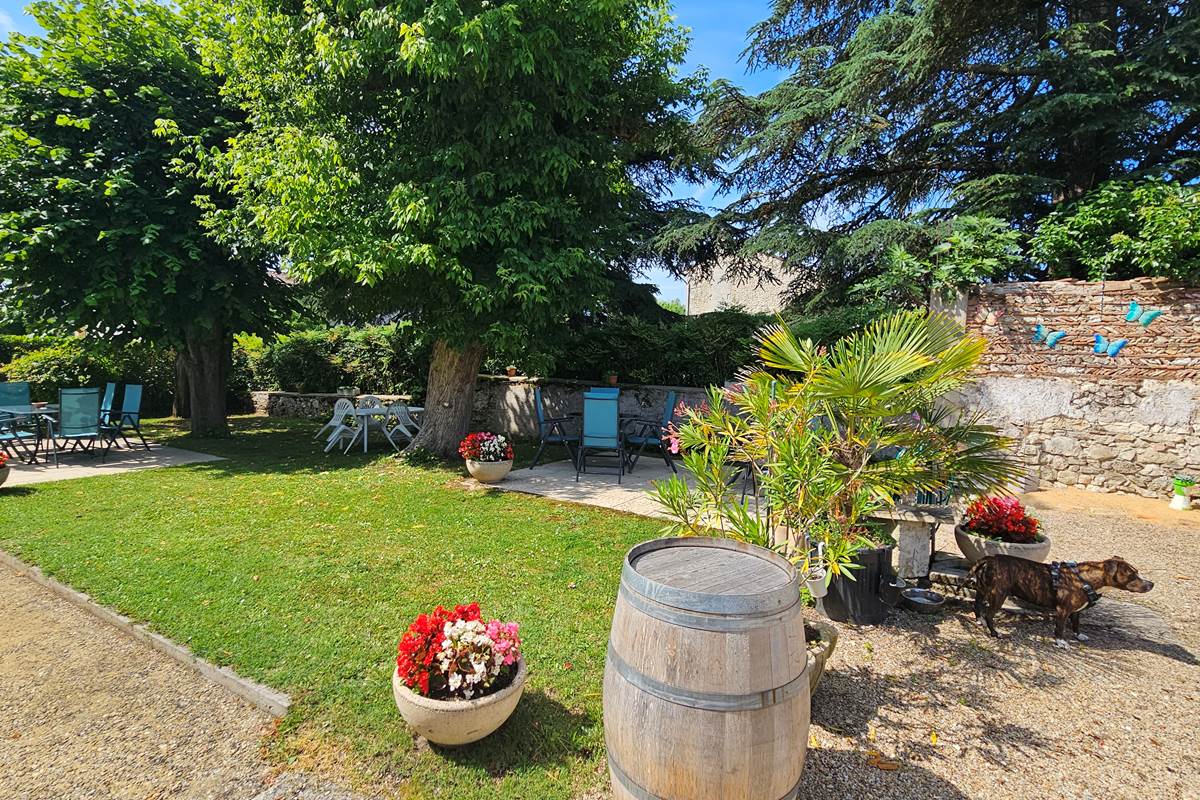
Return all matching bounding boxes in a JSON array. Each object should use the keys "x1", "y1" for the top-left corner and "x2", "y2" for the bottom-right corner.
[
  {"x1": 0, "y1": 404, "x2": 59, "y2": 464},
  {"x1": 339, "y1": 405, "x2": 425, "y2": 454}
]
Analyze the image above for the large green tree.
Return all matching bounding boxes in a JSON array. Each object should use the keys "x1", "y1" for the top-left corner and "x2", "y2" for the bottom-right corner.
[
  {"x1": 0, "y1": 0, "x2": 282, "y2": 436},
  {"x1": 205, "y1": 0, "x2": 701, "y2": 456},
  {"x1": 670, "y1": 0, "x2": 1200, "y2": 301}
]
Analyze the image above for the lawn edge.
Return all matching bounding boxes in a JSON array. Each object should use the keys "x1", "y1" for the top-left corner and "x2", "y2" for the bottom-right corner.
[{"x1": 0, "y1": 548, "x2": 291, "y2": 719}]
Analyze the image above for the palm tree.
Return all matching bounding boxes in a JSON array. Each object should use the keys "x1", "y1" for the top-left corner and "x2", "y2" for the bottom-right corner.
[{"x1": 651, "y1": 309, "x2": 1022, "y2": 582}]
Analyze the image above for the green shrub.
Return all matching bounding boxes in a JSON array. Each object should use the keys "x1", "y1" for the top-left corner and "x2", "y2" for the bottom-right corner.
[
  {"x1": 1031, "y1": 179, "x2": 1200, "y2": 282},
  {"x1": 0, "y1": 333, "x2": 67, "y2": 364},
  {"x1": 1, "y1": 338, "x2": 175, "y2": 414},
  {"x1": 255, "y1": 323, "x2": 431, "y2": 398}
]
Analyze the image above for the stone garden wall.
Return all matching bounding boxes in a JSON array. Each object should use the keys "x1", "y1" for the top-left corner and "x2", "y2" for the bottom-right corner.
[
  {"x1": 471, "y1": 376, "x2": 707, "y2": 439},
  {"x1": 948, "y1": 277, "x2": 1200, "y2": 497},
  {"x1": 250, "y1": 391, "x2": 411, "y2": 420}
]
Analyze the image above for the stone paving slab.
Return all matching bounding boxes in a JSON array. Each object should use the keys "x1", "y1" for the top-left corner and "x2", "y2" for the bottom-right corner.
[
  {"x1": 2, "y1": 445, "x2": 222, "y2": 487},
  {"x1": 483, "y1": 459, "x2": 681, "y2": 518}
]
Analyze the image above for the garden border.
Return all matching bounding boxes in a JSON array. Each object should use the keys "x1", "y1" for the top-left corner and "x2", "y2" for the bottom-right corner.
[{"x1": 0, "y1": 548, "x2": 291, "y2": 718}]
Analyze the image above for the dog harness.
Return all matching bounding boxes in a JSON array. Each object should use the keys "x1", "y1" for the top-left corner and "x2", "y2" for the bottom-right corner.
[{"x1": 1050, "y1": 561, "x2": 1102, "y2": 609}]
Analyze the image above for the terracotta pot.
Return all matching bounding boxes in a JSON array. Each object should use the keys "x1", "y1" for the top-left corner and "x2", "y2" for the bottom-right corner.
[
  {"x1": 606, "y1": 374, "x2": 618, "y2": 386},
  {"x1": 392, "y1": 658, "x2": 527, "y2": 746},
  {"x1": 805, "y1": 619, "x2": 838, "y2": 694},
  {"x1": 0, "y1": 465, "x2": 9, "y2": 489},
  {"x1": 954, "y1": 524, "x2": 1051, "y2": 564},
  {"x1": 465, "y1": 459, "x2": 513, "y2": 483}
]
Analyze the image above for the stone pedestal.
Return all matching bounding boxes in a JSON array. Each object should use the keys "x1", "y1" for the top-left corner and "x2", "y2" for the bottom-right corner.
[{"x1": 895, "y1": 522, "x2": 933, "y2": 581}]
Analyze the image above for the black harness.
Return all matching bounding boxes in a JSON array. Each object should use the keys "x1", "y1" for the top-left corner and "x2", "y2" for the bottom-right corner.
[{"x1": 1050, "y1": 561, "x2": 1102, "y2": 609}]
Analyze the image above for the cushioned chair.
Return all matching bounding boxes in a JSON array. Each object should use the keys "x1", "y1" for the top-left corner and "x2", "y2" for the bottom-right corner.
[
  {"x1": 575, "y1": 390, "x2": 625, "y2": 483},
  {"x1": 625, "y1": 390, "x2": 677, "y2": 474},
  {"x1": 531, "y1": 386, "x2": 578, "y2": 468}
]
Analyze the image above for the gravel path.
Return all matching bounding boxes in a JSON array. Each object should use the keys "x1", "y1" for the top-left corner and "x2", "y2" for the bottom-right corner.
[
  {"x1": 798, "y1": 489, "x2": 1200, "y2": 800},
  {"x1": 0, "y1": 562, "x2": 273, "y2": 800}
]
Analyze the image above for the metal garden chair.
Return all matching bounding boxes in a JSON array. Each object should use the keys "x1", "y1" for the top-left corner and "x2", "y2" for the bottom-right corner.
[
  {"x1": 531, "y1": 386, "x2": 578, "y2": 468},
  {"x1": 0, "y1": 381, "x2": 36, "y2": 461},
  {"x1": 575, "y1": 390, "x2": 625, "y2": 483},
  {"x1": 107, "y1": 383, "x2": 149, "y2": 450},
  {"x1": 625, "y1": 390, "x2": 677, "y2": 474},
  {"x1": 49, "y1": 387, "x2": 113, "y2": 467},
  {"x1": 100, "y1": 382, "x2": 117, "y2": 422}
]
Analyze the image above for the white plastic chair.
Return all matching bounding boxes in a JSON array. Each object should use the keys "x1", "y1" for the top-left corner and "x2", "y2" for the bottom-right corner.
[
  {"x1": 385, "y1": 404, "x2": 422, "y2": 445},
  {"x1": 315, "y1": 398, "x2": 356, "y2": 441}
]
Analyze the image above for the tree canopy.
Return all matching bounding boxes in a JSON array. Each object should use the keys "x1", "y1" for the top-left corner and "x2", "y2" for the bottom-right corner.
[
  {"x1": 0, "y1": 0, "x2": 282, "y2": 435},
  {"x1": 666, "y1": 0, "x2": 1200, "y2": 302},
  {"x1": 205, "y1": 0, "x2": 703, "y2": 454}
]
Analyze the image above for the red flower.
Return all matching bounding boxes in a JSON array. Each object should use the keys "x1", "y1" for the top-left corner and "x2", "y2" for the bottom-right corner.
[
  {"x1": 458, "y1": 432, "x2": 513, "y2": 462},
  {"x1": 964, "y1": 496, "x2": 1041, "y2": 544},
  {"x1": 396, "y1": 603, "x2": 486, "y2": 698}
]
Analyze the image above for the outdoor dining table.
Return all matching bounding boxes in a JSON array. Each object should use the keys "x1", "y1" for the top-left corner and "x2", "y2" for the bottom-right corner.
[
  {"x1": 0, "y1": 404, "x2": 59, "y2": 464},
  {"x1": 338, "y1": 404, "x2": 425, "y2": 454}
]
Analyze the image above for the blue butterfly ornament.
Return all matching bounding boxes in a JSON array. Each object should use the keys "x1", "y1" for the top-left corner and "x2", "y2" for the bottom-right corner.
[
  {"x1": 1125, "y1": 301, "x2": 1163, "y2": 328},
  {"x1": 1093, "y1": 334, "x2": 1128, "y2": 357},
  {"x1": 1033, "y1": 324, "x2": 1067, "y2": 348}
]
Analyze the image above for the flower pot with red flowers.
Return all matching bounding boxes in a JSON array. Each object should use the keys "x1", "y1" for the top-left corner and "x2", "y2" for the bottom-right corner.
[
  {"x1": 393, "y1": 603, "x2": 526, "y2": 746},
  {"x1": 458, "y1": 432, "x2": 514, "y2": 483},
  {"x1": 0, "y1": 451, "x2": 10, "y2": 488},
  {"x1": 955, "y1": 496, "x2": 1051, "y2": 564}
]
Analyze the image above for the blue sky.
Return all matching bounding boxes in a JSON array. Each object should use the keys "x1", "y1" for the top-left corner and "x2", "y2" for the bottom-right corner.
[{"x1": 0, "y1": 0, "x2": 783, "y2": 305}]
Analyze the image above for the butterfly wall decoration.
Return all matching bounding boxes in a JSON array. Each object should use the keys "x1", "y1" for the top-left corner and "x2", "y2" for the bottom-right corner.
[
  {"x1": 1093, "y1": 334, "x2": 1128, "y2": 357},
  {"x1": 1125, "y1": 301, "x2": 1163, "y2": 327},
  {"x1": 1032, "y1": 324, "x2": 1067, "y2": 348}
]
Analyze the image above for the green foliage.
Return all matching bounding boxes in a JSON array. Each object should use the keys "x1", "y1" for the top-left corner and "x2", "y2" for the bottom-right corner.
[
  {"x1": 484, "y1": 309, "x2": 773, "y2": 387},
  {"x1": 1, "y1": 337, "x2": 175, "y2": 413},
  {"x1": 0, "y1": 0, "x2": 284, "y2": 434},
  {"x1": 853, "y1": 216, "x2": 1027, "y2": 307},
  {"x1": 256, "y1": 325, "x2": 431, "y2": 397},
  {"x1": 0, "y1": 334, "x2": 67, "y2": 365},
  {"x1": 657, "y1": 298, "x2": 687, "y2": 315},
  {"x1": 675, "y1": 1, "x2": 1200, "y2": 301},
  {"x1": 1030, "y1": 180, "x2": 1200, "y2": 283},
  {"x1": 203, "y1": 0, "x2": 703, "y2": 350},
  {"x1": 652, "y1": 310, "x2": 1021, "y2": 582}
]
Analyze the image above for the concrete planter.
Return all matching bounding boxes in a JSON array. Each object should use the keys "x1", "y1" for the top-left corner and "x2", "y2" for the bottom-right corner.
[
  {"x1": 954, "y1": 524, "x2": 1051, "y2": 564},
  {"x1": 0, "y1": 465, "x2": 9, "y2": 489},
  {"x1": 805, "y1": 619, "x2": 838, "y2": 694},
  {"x1": 392, "y1": 658, "x2": 527, "y2": 746},
  {"x1": 465, "y1": 459, "x2": 513, "y2": 484}
]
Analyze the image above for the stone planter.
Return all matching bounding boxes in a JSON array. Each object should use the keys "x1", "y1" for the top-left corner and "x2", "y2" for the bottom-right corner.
[
  {"x1": 465, "y1": 459, "x2": 513, "y2": 484},
  {"x1": 954, "y1": 524, "x2": 1051, "y2": 564},
  {"x1": 0, "y1": 465, "x2": 9, "y2": 489},
  {"x1": 392, "y1": 658, "x2": 527, "y2": 746},
  {"x1": 805, "y1": 619, "x2": 838, "y2": 694}
]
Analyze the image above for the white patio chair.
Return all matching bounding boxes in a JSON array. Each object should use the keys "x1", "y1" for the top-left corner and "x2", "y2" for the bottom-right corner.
[
  {"x1": 385, "y1": 404, "x2": 422, "y2": 445},
  {"x1": 315, "y1": 398, "x2": 356, "y2": 441}
]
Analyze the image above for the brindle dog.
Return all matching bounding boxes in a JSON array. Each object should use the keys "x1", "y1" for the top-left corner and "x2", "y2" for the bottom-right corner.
[{"x1": 969, "y1": 555, "x2": 1154, "y2": 648}]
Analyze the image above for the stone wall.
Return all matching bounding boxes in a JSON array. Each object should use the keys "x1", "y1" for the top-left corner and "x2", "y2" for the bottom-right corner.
[
  {"x1": 686, "y1": 255, "x2": 791, "y2": 315},
  {"x1": 251, "y1": 391, "x2": 412, "y2": 420},
  {"x1": 953, "y1": 277, "x2": 1200, "y2": 497},
  {"x1": 471, "y1": 376, "x2": 708, "y2": 439}
]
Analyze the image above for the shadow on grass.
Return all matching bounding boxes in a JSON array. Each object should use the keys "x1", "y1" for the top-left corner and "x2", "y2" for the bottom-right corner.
[{"x1": 433, "y1": 690, "x2": 594, "y2": 776}]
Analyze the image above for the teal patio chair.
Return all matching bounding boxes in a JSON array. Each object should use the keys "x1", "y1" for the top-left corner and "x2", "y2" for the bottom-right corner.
[
  {"x1": 575, "y1": 390, "x2": 625, "y2": 483},
  {"x1": 49, "y1": 387, "x2": 113, "y2": 467},
  {"x1": 0, "y1": 381, "x2": 36, "y2": 461},
  {"x1": 108, "y1": 383, "x2": 149, "y2": 450},
  {"x1": 100, "y1": 382, "x2": 117, "y2": 421},
  {"x1": 531, "y1": 386, "x2": 578, "y2": 468},
  {"x1": 625, "y1": 390, "x2": 678, "y2": 474},
  {"x1": 588, "y1": 386, "x2": 620, "y2": 397}
]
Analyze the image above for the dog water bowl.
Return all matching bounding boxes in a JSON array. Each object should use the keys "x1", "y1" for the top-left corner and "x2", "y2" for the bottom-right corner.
[{"x1": 901, "y1": 588, "x2": 946, "y2": 614}]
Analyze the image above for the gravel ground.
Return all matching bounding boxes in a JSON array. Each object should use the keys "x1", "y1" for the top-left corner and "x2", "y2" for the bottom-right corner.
[
  {"x1": 0, "y1": 563, "x2": 275, "y2": 799},
  {"x1": 797, "y1": 489, "x2": 1200, "y2": 800}
]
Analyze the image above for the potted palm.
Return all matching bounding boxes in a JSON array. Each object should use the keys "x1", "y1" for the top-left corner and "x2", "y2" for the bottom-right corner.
[
  {"x1": 459, "y1": 432, "x2": 514, "y2": 483},
  {"x1": 393, "y1": 603, "x2": 526, "y2": 746},
  {"x1": 954, "y1": 496, "x2": 1051, "y2": 563},
  {"x1": 650, "y1": 310, "x2": 1022, "y2": 627}
]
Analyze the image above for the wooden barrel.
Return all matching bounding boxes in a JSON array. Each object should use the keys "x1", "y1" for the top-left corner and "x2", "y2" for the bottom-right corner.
[{"x1": 603, "y1": 537, "x2": 809, "y2": 800}]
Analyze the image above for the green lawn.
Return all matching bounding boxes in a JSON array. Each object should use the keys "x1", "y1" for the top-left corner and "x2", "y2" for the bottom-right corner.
[{"x1": 0, "y1": 417, "x2": 663, "y2": 798}]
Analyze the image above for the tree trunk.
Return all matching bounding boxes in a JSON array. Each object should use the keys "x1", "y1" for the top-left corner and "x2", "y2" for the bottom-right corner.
[
  {"x1": 183, "y1": 325, "x2": 230, "y2": 438},
  {"x1": 406, "y1": 338, "x2": 485, "y2": 459},
  {"x1": 173, "y1": 352, "x2": 191, "y2": 419}
]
